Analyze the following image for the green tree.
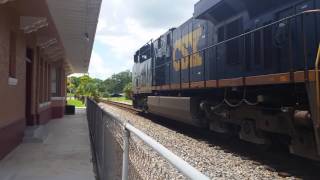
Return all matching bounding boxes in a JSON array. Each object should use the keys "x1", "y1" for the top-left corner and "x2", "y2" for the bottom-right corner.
[
  {"x1": 103, "y1": 70, "x2": 132, "y2": 94},
  {"x1": 67, "y1": 70, "x2": 133, "y2": 101},
  {"x1": 73, "y1": 75, "x2": 100, "y2": 101},
  {"x1": 123, "y1": 82, "x2": 132, "y2": 99},
  {"x1": 67, "y1": 76, "x2": 80, "y2": 95}
]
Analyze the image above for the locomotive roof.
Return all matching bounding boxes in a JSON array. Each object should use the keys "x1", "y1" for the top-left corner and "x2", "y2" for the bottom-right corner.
[
  {"x1": 194, "y1": 0, "x2": 222, "y2": 19},
  {"x1": 194, "y1": 0, "x2": 296, "y2": 23}
]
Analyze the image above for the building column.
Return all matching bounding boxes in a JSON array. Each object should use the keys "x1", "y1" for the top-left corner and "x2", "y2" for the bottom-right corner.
[{"x1": 50, "y1": 61, "x2": 66, "y2": 119}]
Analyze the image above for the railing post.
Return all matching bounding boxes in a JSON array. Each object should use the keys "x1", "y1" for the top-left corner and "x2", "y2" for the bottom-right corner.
[{"x1": 122, "y1": 128, "x2": 130, "y2": 180}]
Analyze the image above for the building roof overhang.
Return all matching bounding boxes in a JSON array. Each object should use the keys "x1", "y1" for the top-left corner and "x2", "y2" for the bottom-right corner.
[
  {"x1": 46, "y1": 0, "x2": 102, "y2": 73},
  {"x1": 12, "y1": 0, "x2": 101, "y2": 74}
]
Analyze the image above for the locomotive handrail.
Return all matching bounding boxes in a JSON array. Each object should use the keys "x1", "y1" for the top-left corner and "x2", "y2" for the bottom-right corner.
[
  {"x1": 171, "y1": 9, "x2": 320, "y2": 63},
  {"x1": 154, "y1": 60, "x2": 172, "y2": 69}
]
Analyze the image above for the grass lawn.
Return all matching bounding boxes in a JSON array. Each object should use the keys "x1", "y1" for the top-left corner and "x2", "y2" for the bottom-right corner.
[
  {"x1": 67, "y1": 93, "x2": 75, "y2": 97},
  {"x1": 67, "y1": 99, "x2": 85, "y2": 107},
  {"x1": 105, "y1": 97, "x2": 132, "y2": 104}
]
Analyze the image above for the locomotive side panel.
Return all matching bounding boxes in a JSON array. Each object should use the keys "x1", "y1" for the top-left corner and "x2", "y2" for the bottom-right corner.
[
  {"x1": 165, "y1": 32, "x2": 173, "y2": 86},
  {"x1": 205, "y1": 21, "x2": 217, "y2": 82},
  {"x1": 170, "y1": 19, "x2": 209, "y2": 87},
  {"x1": 153, "y1": 31, "x2": 173, "y2": 87},
  {"x1": 190, "y1": 19, "x2": 207, "y2": 84},
  {"x1": 171, "y1": 26, "x2": 182, "y2": 87},
  {"x1": 153, "y1": 38, "x2": 162, "y2": 86},
  {"x1": 243, "y1": 13, "x2": 278, "y2": 76},
  {"x1": 217, "y1": 17, "x2": 245, "y2": 79},
  {"x1": 295, "y1": 1, "x2": 318, "y2": 70},
  {"x1": 180, "y1": 20, "x2": 192, "y2": 85},
  {"x1": 132, "y1": 42, "x2": 153, "y2": 95},
  {"x1": 318, "y1": 0, "x2": 320, "y2": 39}
]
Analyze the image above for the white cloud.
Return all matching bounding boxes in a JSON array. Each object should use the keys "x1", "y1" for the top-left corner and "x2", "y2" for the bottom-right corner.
[
  {"x1": 96, "y1": 17, "x2": 165, "y2": 68},
  {"x1": 96, "y1": 17, "x2": 107, "y2": 33},
  {"x1": 88, "y1": 51, "x2": 113, "y2": 79},
  {"x1": 89, "y1": 0, "x2": 199, "y2": 79}
]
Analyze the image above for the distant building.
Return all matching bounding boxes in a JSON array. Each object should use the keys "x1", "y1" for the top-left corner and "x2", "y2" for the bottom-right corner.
[{"x1": 0, "y1": 0, "x2": 101, "y2": 159}]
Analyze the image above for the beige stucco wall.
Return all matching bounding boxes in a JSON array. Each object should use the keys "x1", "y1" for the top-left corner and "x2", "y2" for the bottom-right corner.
[{"x1": 0, "y1": 5, "x2": 26, "y2": 128}]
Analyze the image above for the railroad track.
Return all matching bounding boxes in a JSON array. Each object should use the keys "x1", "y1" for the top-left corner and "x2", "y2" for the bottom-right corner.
[{"x1": 99, "y1": 99, "x2": 139, "y2": 113}]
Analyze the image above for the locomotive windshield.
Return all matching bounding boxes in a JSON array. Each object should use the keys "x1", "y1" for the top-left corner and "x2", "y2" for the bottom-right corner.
[{"x1": 134, "y1": 43, "x2": 153, "y2": 63}]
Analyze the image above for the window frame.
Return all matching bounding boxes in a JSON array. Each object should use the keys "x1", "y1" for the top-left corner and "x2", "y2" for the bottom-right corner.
[{"x1": 51, "y1": 66, "x2": 61, "y2": 97}]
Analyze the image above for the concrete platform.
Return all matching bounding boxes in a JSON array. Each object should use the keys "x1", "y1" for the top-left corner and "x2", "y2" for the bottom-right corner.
[{"x1": 0, "y1": 109, "x2": 95, "y2": 180}]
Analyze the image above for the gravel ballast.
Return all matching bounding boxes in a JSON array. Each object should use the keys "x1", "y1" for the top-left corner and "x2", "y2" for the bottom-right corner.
[{"x1": 98, "y1": 103, "x2": 313, "y2": 180}]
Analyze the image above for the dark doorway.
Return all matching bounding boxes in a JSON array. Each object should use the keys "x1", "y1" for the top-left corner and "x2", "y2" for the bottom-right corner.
[{"x1": 26, "y1": 48, "x2": 33, "y2": 126}]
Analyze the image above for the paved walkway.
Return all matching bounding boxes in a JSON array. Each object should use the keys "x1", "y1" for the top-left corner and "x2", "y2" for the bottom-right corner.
[{"x1": 0, "y1": 109, "x2": 95, "y2": 180}]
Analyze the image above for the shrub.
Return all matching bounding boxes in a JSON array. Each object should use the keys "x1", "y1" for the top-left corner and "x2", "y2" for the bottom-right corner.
[{"x1": 123, "y1": 82, "x2": 133, "y2": 100}]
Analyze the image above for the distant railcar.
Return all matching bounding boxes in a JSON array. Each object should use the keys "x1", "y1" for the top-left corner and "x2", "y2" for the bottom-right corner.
[{"x1": 132, "y1": 0, "x2": 320, "y2": 160}]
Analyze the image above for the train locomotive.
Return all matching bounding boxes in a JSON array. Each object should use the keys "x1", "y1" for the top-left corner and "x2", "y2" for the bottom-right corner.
[{"x1": 132, "y1": 0, "x2": 320, "y2": 160}]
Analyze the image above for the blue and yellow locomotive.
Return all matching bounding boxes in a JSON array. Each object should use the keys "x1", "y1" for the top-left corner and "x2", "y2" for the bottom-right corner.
[{"x1": 132, "y1": 0, "x2": 320, "y2": 160}]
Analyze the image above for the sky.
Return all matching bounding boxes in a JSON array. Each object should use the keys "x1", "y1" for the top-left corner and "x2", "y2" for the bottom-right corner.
[{"x1": 87, "y1": 0, "x2": 199, "y2": 80}]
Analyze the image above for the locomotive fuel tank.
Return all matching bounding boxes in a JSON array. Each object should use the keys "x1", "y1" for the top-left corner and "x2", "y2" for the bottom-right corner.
[{"x1": 147, "y1": 96, "x2": 206, "y2": 127}]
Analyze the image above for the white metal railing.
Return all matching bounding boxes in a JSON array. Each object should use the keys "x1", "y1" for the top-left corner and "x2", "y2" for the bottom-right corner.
[
  {"x1": 86, "y1": 98, "x2": 210, "y2": 180},
  {"x1": 122, "y1": 123, "x2": 210, "y2": 180}
]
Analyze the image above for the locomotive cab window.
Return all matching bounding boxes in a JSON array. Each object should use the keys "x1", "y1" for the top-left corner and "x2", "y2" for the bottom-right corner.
[{"x1": 139, "y1": 54, "x2": 149, "y2": 62}]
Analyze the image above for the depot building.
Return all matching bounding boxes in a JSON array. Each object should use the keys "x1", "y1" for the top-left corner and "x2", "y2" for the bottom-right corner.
[{"x1": 0, "y1": 0, "x2": 100, "y2": 159}]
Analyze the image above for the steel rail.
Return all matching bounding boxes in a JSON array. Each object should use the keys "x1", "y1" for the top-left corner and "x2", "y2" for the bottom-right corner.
[{"x1": 100, "y1": 99, "x2": 138, "y2": 112}]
